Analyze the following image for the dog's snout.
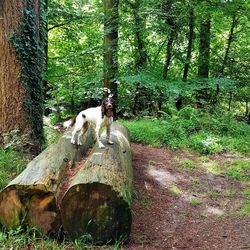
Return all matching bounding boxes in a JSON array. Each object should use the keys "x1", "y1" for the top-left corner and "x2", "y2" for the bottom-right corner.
[{"x1": 107, "y1": 104, "x2": 112, "y2": 108}]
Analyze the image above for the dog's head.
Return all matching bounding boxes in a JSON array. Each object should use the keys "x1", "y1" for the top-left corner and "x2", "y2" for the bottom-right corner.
[{"x1": 102, "y1": 97, "x2": 115, "y2": 118}]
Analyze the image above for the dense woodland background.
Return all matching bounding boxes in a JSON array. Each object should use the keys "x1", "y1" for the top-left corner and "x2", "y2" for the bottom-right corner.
[
  {"x1": 0, "y1": 0, "x2": 249, "y2": 154},
  {"x1": 46, "y1": 0, "x2": 249, "y2": 117},
  {"x1": 0, "y1": 0, "x2": 249, "y2": 248}
]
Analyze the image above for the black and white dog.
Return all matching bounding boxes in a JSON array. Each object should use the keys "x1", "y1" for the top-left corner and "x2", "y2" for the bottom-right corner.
[{"x1": 69, "y1": 97, "x2": 115, "y2": 148}]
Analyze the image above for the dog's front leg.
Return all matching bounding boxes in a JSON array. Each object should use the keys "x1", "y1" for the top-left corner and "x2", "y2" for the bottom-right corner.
[
  {"x1": 106, "y1": 124, "x2": 114, "y2": 145},
  {"x1": 96, "y1": 125, "x2": 105, "y2": 148},
  {"x1": 71, "y1": 127, "x2": 78, "y2": 144}
]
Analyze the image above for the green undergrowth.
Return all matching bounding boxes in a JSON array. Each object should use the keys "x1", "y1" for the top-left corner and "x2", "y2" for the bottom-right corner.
[
  {"x1": 203, "y1": 159, "x2": 250, "y2": 183},
  {"x1": 0, "y1": 149, "x2": 27, "y2": 190},
  {"x1": 121, "y1": 107, "x2": 250, "y2": 155},
  {"x1": 0, "y1": 227, "x2": 122, "y2": 250}
]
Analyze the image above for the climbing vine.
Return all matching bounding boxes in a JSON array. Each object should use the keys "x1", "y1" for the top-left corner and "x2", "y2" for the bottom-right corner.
[{"x1": 10, "y1": 0, "x2": 47, "y2": 152}]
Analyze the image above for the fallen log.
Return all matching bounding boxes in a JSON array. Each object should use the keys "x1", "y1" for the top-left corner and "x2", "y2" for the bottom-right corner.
[
  {"x1": 0, "y1": 127, "x2": 95, "y2": 234},
  {"x1": 61, "y1": 123, "x2": 133, "y2": 243}
]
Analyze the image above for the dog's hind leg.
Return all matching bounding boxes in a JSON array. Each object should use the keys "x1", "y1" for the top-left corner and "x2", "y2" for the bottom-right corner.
[
  {"x1": 71, "y1": 115, "x2": 84, "y2": 144},
  {"x1": 71, "y1": 126, "x2": 78, "y2": 144},
  {"x1": 77, "y1": 122, "x2": 89, "y2": 145}
]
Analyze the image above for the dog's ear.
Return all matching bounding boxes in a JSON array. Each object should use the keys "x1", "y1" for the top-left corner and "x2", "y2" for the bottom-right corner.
[
  {"x1": 111, "y1": 98, "x2": 116, "y2": 119},
  {"x1": 101, "y1": 99, "x2": 106, "y2": 118}
]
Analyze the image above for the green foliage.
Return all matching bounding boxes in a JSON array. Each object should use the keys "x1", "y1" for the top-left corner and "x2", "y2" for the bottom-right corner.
[
  {"x1": 47, "y1": 0, "x2": 104, "y2": 111},
  {"x1": 0, "y1": 227, "x2": 92, "y2": 250},
  {"x1": 239, "y1": 200, "x2": 250, "y2": 216},
  {"x1": 0, "y1": 149, "x2": 27, "y2": 189},
  {"x1": 188, "y1": 133, "x2": 223, "y2": 154},
  {"x1": 121, "y1": 119, "x2": 167, "y2": 147},
  {"x1": 121, "y1": 107, "x2": 250, "y2": 154},
  {"x1": 225, "y1": 160, "x2": 250, "y2": 182},
  {"x1": 10, "y1": 0, "x2": 46, "y2": 150},
  {"x1": 179, "y1": 159, "x2": 195, "y2": 170},
  {"x1": 190, "y1": 199, "x2": 201, "y2": 207}
]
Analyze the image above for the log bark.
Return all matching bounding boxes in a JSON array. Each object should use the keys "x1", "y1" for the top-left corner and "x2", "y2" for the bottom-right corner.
[
  {"x1": 0, "y1": 127, "x2": 95, "y2": 234},
  {"x1": 61, "y1": 123, "x2": 132, "y2": 243}
]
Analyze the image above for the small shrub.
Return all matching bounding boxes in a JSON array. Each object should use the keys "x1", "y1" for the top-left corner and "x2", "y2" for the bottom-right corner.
[
  {"x1": 162, "y1": 123, "x2": 187, "y2": 150},
  {"x1": 188, "y1": 132, "x2": 223, "y2": 154}
]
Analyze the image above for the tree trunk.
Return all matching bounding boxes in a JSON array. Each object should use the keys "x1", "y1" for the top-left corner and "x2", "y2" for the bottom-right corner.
[
  {"x1": 174, "y1": 6, "x2": 195, "y2": 110},
  {"x1": 162, "y1": 0, "x2": 177, "y2": 80},
  {"x1": 198, "y1": 17, "x2": 211, "y2": 78},
  {"x1": 183, "y1": 7, "x2": 194, "y2": 81},
  {"x1": 219, "y1": 14, "x2": 238, "y2": 76},
  {"x1": 0, "y1": 127, "x2": 95, "y2": 234},
  {"x1": 0, "y1": 1, "x2": 27, "y2": 136},
  {"x1": 196, "y1": 16, "x2": 211, "y2": 108},
  {"x1": 0, "y1": 0, "x2": 45, "y2": 154},
  {"x1": 103, "y1": 0, "x2": 119, "y2": 104},
  {"x1": 125, "y1": 0, "x2": 148, "y2": 115},
  {"x1": 61, "y1": 123, "x2": 132, "y2": 243},
  {"x1": 210, "y1": 15, "x2": 238, "y2": 112}
]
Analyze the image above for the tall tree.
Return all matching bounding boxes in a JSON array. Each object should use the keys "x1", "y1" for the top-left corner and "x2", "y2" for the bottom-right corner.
[
  {"x1": 197, "y1": 16, "x2": 211, "y2": 108},
  {"x1": 125, "y1": 0, "x2": 148, "y2": 69},
  {"x1": 219, "y1": 14, "x2": 238, "y2": 76},
  {"x1": 183, "y1": 5, "x2": 195, "y2": 81},
  {"x1": 197, "y1": 17, "x2": 211, "y2": 78},
  {"x1": 0, "y1": 0, "x2": 45, "y2": 154},
  {"x1": 124, "y1": 0, "x2": 149, "y2": 115},
  {"x1": 103, "y1": 0, "x2": 119, "y2": 103},
  {"x1": 162, "y1": 0, "x2": 178, "y2": 79}
]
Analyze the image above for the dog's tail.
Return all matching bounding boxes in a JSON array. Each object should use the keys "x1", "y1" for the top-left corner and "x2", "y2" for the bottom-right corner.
[{"x1": 63, "y1": 117, "x2": 76, "y2": 128}]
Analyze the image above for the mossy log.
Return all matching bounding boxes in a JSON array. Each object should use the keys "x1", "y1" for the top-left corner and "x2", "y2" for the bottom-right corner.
[
  {"x1": 0, "y1": 127, "x2": 95, "y2": 234},
  {"x1": 61, "y1": 123, "x2": 133, "y2": 243}
]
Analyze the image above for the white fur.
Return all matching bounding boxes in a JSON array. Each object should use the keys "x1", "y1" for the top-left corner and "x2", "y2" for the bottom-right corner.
[{"x1": 70, "y1": 106, "x2": 114, "y2": 148}]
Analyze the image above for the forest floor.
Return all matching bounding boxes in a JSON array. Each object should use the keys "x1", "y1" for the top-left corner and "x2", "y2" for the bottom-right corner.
[{"x1": 124, "y1": 143, "x2": 250, "y2": 250}]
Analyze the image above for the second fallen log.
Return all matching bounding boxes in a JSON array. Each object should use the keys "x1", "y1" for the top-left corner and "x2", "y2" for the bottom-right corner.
[{"x1": 61, "y1": 123, "x2": 133, "y2": 243}]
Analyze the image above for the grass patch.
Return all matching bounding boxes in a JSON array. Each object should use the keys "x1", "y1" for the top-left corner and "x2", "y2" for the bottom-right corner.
[
  {"x1": 168, "y1": 186, "x2": 183, "y2": 197},
  {"x1": 179, "y1": 159, "x2": 195, "y2": 170},
  {"x1": 224, "y1": 188, "x2": 236, "y2": 197},
  {"x1": 120, "y1": 108, "x2": 250, "y2": 154},
  {"x1": 0, "y1": 148, "x2": 28, "y2": 189},
  {"x1": 204, "y1": 162, "x2": 223, "y2": 175},
  {"x1": 191, "y1": 177, "x2": 201, "y2": 185},
  {"x1": 207, "y1": 190, "x2": 220, "y2": 199},
  {"x1": 242, "y1": 189, "x2": 250, "y2": 196},
  {"x1": 0, "y1": 226, "x2": 123, "y2": 249},
  {"x1": 133, "y1": 188, "x2": 152, "y2": 208},
  {"x1": 240, "y1": 203, "x2": 250, "y2": 216},
  {"x1": 121, "y1": 119, "x2": 167, "y2": 147},
  {"x1": 190, "y1": 199, "x2": 201, "y2": 206},
  {"x1": 202, "y1": 159, "x2": 250, "y2": 183},
  {"x1": 224, "y1": 160, "x2": 250, "y2": 182}
]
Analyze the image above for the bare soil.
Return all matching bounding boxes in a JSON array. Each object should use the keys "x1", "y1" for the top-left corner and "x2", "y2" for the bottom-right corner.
[{"x1": 124, "y1": 143, "x2": 250, "y2": 250}]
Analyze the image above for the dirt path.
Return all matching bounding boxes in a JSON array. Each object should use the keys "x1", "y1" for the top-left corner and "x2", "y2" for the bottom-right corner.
[{"x1": 125, "y1": 144, "x2": 250, "y2": 250}]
